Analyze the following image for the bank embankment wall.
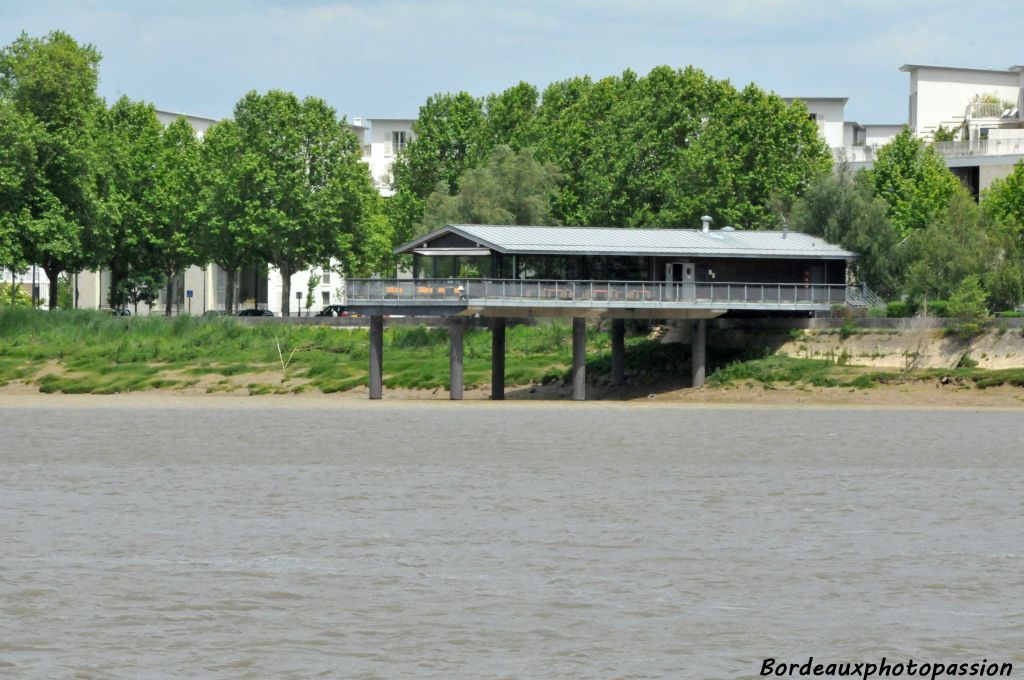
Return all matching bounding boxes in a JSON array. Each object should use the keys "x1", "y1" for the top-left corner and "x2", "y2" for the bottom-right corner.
[{"x1": 703, "y1": 318, "x2": 1024, "y2": 370}]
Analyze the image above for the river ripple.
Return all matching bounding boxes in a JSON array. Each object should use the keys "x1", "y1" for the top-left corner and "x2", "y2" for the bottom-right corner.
[{"x1": 1, "y1": 403, "x2": 1022, "y2": 679}]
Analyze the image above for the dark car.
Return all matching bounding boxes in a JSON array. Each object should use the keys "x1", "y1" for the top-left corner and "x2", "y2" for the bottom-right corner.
[
  {"x1": 108, "y1": 307, "x2": 131, "y2": 316},
  {"x1": 236, "y1": 308, "x2": 275, "y2": 317},
  {"x1": 316, "y1": 304, "x2": 350, "y2": 317}
]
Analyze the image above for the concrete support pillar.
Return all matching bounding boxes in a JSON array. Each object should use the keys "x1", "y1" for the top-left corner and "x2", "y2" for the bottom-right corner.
[
  {"x1": 491, "y1": 317, "x2": 506, "y2": 400},
  {"x1": 572, "y1": 317, "x2": 587, "y2": 401},
  {"x1": 691, "y1": 318, "x2": 706, "y2": 388},
  {"x1": 611, "y1": 319, "x2": 625, "y2": 386},
  {"x1": 369, "y1": 315, "x2": 384, "y2": 399},
  {"x1": 449, "y1": 318, "x2": 464, "y2": 400}
]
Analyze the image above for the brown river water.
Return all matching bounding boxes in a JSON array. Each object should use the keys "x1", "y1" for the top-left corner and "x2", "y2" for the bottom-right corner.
[{"x1": 1, "y1": 402, "x2": 1022, "y2": 679}]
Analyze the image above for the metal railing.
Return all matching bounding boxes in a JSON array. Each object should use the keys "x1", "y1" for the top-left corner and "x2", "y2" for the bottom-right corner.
[
  {"x1": 932, "y1": 137, "x2": 1024, "y2": 158},
  {"x1": 345, "y1": 279, "x2": 851, "y2": 307},
  {"x1": 965, "y1": 102, "x2": 1011, "y2": 120},
  {"x1": 845, "y1": 284, "x2": 885, "y2": 308},
  {"x1": 836, "y1": 137, "x2": 1024, "y2": 164}
]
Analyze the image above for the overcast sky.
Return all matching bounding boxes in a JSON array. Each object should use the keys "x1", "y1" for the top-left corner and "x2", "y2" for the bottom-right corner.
[{"x1": 2, "y1": 0, "x2": 1021, "y2": 126}]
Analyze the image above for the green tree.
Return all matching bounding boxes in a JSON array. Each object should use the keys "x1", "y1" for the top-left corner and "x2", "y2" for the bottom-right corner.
[
  {"x1": 983, "y1": 161, "x2": 1024, "y2": 235},
  {"x1": 791, "y1": 167, "x2": 902, "y2": 297},
  {"x1": 228, "y1": 90, "x2": 378, "y2": 316},
  {"x1": 96, "y1": 96, "x2": 163, "y2": 309},
  {"x1": 868, "y1": 128, "x2": 961, "y2": 238},
  {"x1": 391, "y1": 91, "x2": 487, "y2": 199},
  {"x1": 947, "y1": 274, "x2": 989, "y2": 338},
  {"x1": 526, "y1": 66, "x2": 829, "y2": 229},
  {"x1": 482, "y1": 81, "x2": 539, "y2": 151},
  {"x1": 0, "y1": 31, "x2": 103, "y2": 308},
  {"x1": 904, "y1": 188, "x2": 1023, "y2": 310},
  {"x1": 114, "y1": 270, "x2": 161, "y2": 315},
  {"x1": 0, "y1": 100, "x2": 34, "y2": 284},
  {"x1": 197, "y1": 120, "x2": 259, "y2": 314},
  {"x1": 149, "y1": 117, "x2": 202, "y2": 315},
  {"x1": 420, "y1": 145, "x2": 560, "y2": 233}
]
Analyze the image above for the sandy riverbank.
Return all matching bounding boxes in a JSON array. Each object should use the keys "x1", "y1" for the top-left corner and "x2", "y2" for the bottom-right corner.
[{"x1": 1, "y1": 377, "x2": 1023, "y2": 409}]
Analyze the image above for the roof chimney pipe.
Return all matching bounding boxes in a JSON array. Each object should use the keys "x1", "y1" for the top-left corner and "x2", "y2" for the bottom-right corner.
[{"x1": 701, "y1": 215, "x2": 712, "y2": 234}]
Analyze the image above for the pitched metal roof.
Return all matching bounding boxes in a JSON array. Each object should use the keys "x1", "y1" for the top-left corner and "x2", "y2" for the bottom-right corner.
[{"x1": 398, "y1": 224, "x2": 856, "y2": 260}]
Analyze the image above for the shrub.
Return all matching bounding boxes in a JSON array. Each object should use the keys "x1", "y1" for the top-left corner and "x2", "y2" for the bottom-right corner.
[
  {"x1": 0, "y1": 282, "x2": 35, "y2": 307},
  {"x1": 947, "y1": 275, "x2": 990, "y2": 339},
  {"x1": 922, "y1": 299, "x2": 950, "y2": 317},
  {"x1": 885, "y1": 300, "x2": 915, "y2": 318}
]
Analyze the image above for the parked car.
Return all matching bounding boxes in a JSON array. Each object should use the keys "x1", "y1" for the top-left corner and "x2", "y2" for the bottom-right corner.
[
  {"x1": 236, "y1": 308, "x2": 275, "y2": 317},
  {"x1": 316, "y1": 304, "x2": 350, "y2": 317},
  {"x1": 203, "y1": 310, "x2": 228, "y2": 317},
  {"x1": 108, "y1": 307, "x2": 131, "y2": 316}
]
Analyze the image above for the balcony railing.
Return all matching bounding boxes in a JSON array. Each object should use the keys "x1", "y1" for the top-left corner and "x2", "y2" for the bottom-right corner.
[
  {"x1": 932, "y1": 137, "x2": 1024, "y2": 158},
  {"x1": 345, "y1": 279, "x2": 852, "y2": 308},
  {"x1": 965, "y1": 102, "x2": 1012, "y2": 119},
  {"x1": 835, "y1": 136, "x2": 1024, "y2": 164}
]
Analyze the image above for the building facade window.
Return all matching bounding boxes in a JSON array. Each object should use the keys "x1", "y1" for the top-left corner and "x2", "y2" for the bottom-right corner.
[{"x1": 392, "y1": 131, "x2": 407, "y2": 154}]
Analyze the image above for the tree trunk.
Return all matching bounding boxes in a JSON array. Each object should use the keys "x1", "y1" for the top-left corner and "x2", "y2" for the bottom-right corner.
[
  {"x1": 108, "y1": 268, "x2": 122, "y2": 310},
  {"x1": 10, "y1": 270, "x2": 16, "y2": 305},
  {"x1": 280, "y1": 266, "x2": 293, "y2": 317},
  {"x1": 165, "y1": 270, "x2": 175, "y2": 317},
  {"x1": 225, "y1": 267, "x2": 235, "y2": 314},
  {"x1": 44, "y1": 265, "x2": 60, "y2": 310}
]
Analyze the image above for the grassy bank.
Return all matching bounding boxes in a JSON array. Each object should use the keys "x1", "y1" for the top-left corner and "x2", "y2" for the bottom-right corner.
[
  {"x1": 2, "y1": 308, "x2": 1022, "y2": 397},
  {"x1": 0, "y1": 308, "x2": 691, "y2": 395}
]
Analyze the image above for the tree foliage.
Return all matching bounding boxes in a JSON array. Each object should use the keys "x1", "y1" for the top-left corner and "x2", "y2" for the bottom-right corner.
[
  {"x1": 0, "y1": 31, "x2": 103, "y2": 308},
  {"x1": 213, "y1": 90, "x2": 379, "y2": 316},
  {"x1": 983, "y1": 160, "x2": 1024, "y2": 236},
  {"x1": 791, "y1": 167, "x2": 902, "y2": 296},
  {"x1": 392, "y1": 91, "x2": 487, "y2": 199},
  {"x1": 196, "y1": 120, "x2": 252, "y2": 313},
  {"x1": 947, "y1": 274, "x2": 989, "y2": 338},
  {"x1": 395, "y1": 66, "x2": 830, "y2": 233},
  {"x1": 149, "y1": 117, "x2": 202, "y2": 314},
  {"x1": 420, "y1": 145, "x2": 560, "y2": 234},
  {"x1": 96, "y1": 96, "x2": 163, "y2": 309},
  {"x1": 868, "y1": 128, "x2": 960, "y2": 238},
  {"x1": 904, "y1": 188, "x2": 1023, "y2": 310}
]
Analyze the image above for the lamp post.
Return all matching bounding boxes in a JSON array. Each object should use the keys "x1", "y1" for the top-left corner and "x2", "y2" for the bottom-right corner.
[{"x1": 296, "y1": 290, "x2": 302, "y2": 317}]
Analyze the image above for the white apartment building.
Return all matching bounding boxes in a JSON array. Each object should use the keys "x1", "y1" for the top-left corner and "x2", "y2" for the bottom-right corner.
[
  {"x1": 352, "y1": 117, "x2": 416, "y2": 196},
  {"x1": 828, "y1": 63, "x2": 1024, "y2": 194},
  {"x1": 784, "y1": 97, "x2": 847, "y2": 148},
  {"x1": 902, "y1": 64, "x2": 1023, "y2": 142}
]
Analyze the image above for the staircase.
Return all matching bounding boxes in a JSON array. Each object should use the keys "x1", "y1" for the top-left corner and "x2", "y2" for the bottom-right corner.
[{"x1": 846, "y1": 284, "x2": 885, "y2": 309}]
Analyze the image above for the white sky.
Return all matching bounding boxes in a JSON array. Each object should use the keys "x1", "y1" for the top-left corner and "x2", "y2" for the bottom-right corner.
[{"x1": 2, "y1": 0, "x2": 1021, "y2": 126}]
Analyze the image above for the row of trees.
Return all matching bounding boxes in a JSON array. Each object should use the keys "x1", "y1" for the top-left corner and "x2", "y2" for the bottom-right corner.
[
  {"x1": 389, "y1": 67, "x2": 831, "y2": 244},
  {"x1": 3, "y1": 30, "x2": 1024, "y2": 315},
  {"x1": 0, "y1": 31, "x2": 387, "y2": 314},
  {"x1": 790, "y1": 129, "x2": 1024, "y2": 310}
]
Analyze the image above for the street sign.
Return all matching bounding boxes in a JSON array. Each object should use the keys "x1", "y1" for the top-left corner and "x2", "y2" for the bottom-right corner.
[{"x1": 186, "y1": 290, "x2": 193, "y2": 298}]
